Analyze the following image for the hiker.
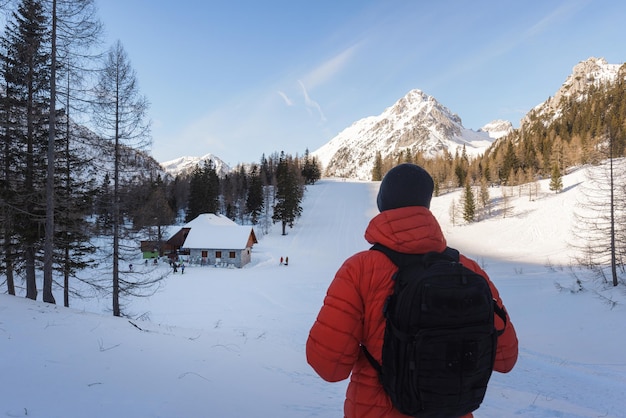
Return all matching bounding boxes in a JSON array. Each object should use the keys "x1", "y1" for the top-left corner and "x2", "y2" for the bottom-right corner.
[
  {"x1": 181, "y1": 262, "x2": 185, "y2": 274},
  {"x1": 306, "y1": 163, "x2": 518, "y2": 418},
  {"x1": 285, "y1": 256, "x2": 288, "y2": 266},
  {"x1": 280, "y1": 256, "x2": 284, "y2": 265}
]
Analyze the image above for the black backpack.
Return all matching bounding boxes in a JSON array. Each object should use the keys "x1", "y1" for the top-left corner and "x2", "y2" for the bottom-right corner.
[{"x1": 362, "y1": 244, "x2": 507, "y2": 418}]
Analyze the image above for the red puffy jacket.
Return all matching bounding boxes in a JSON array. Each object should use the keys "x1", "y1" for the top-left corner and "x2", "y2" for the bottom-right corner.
[{"x1": 306, "y1": 206, "x2": 519, "y2": 418}]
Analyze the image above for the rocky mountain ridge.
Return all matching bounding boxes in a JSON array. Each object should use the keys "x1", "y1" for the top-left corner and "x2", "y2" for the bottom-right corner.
[{"x1": 523, "y1": 57, "x2": 622, "y2": 126}]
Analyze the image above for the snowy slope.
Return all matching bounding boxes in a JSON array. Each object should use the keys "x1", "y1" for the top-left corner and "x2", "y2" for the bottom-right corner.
[{"x1": 1, "y1": 167, "x2": 626, "y2": 417}]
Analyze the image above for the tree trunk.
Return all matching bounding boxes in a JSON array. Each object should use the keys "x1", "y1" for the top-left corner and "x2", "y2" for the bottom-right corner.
[
  {"x1": 25, "y1": 246, "x2": 37, "y2": 300},
  {"x1": 609, "y1": 140, "x2": 617, "y2": 286},
  {"x1": 64, "y1": 246, "x2": 70, "y2": 307},
  {"x1": 5, "y1": 248, "x2": 15, "y2": 296},
  {"x1": 112, "y1": 74, "x2": 121, "y2": 317},
  {"x1": 43, "y1": 0, "x2": 58, "y2": 304}
]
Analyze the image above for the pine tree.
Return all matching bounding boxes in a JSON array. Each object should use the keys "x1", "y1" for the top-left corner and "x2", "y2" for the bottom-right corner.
[
  {"x1": 234, "y1": 164, "x2": 248, "y2": 222},
  {"x1": 549, "y1": 162, "x2": 563, "y2": 193},
  {"x1": 500, "y1": 141, "x2": 518, "y2": 185},
  {"x1": 204, "y1": 161, "x2": 220, "y2": 214},
  {"x1": 186, "y1": 160, "x2": 219, "y2": 222},
  {"x1": 301, "y1": 149, "x2": 321, "y2": 185},
  {"x1": 245, "y1": 164, "x2": 264, "y2": 225},
  {"x1": 454, "y1": 145, "x2": 469, "y2": 187},
  {"x1": 0, "y1": 0, "x2": 51, "y2": 300},
  {"x1": 549, "y1": 137, "x2": 564, "y2": 193},
  {"x1": 0, "y1": 35, "x2": 18, "y2": 296},
  {"x1": 371, "y1": 151, "x2": 383, "y2": 181},
  {"x1": 272, "y1": 152, "x2": 303, "y2": 235},
  {"x1": 462, "y1": 181, "x2": 476, "y2": 223}
]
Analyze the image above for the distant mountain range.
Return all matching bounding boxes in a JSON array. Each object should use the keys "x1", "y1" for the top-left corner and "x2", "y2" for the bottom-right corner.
[
  {"x1": 161, "y1": 57, "x2": 622, "y2": 180},
  {"x1": 160, "y1": 154, "x2": 230, "y2": 178}
]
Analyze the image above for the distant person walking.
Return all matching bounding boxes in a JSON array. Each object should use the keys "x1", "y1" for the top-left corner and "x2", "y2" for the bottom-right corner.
[{"x1": 306, "y1": 163, "x2": 518, "y2": 418}]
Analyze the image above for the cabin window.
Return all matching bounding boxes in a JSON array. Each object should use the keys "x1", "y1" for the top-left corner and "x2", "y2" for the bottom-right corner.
[
  {"x1": 201, "y1": 250, "x2": 208, "y2": 258},
  {"x1": 215, "y1": 251, "x2": 222, "y2": 259},
  {"x1": 229, "y1": 251, "x2": 236, "y2": 259}
]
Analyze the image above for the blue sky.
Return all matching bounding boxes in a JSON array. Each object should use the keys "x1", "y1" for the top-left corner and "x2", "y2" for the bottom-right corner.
[{"x1": 96, "y1": 0, "x2": 625, "y2": 166}]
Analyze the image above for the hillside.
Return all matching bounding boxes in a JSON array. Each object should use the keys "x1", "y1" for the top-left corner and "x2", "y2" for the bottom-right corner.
[{"x1": 1, "y1": 166, "x2": 625, "y2": 417}]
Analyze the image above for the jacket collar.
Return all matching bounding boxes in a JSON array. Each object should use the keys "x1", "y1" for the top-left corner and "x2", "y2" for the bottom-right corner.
[{"x1": 364, "y1": 206, "x2": 447, "y2": 254}]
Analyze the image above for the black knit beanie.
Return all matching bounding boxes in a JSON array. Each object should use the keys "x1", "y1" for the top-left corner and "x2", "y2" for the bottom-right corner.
[{"x1": 376, "y1": 163, "x2": 434, "y2": 211}]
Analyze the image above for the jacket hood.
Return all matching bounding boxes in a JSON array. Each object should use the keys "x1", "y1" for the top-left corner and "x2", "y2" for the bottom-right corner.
[{"x1": 364, "y1": 206, "x2": 447, "y2": 254}]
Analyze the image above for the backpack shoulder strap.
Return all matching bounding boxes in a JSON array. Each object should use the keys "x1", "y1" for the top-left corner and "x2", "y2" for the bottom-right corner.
[
  {"x1": 370, "y1": 243, "x2": 459, "y2": 266},
  {"x1": 370, "y1": 243, "x2": 418, "y2": 267},
  {"x1": 442, "y1": 246, "x2": 460, "y2": 262},
  {"x1": 361, "y1": 344, "x2": 382, "y2": 375},
  {"x1": 493, "y1": 303, "x2": 508, "y2": 337}
]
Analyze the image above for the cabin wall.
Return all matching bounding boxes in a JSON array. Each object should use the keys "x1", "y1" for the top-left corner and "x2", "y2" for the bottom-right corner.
[{"x1": 188, "y1": 247, "x2": 252, "y2": 268}]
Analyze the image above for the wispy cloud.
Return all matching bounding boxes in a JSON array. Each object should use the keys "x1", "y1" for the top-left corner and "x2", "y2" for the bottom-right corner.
[
  {"x1": 525, "y1": 0, "x2": 589, "y2": 38},
  {"x1": 277, "y1": 91, "x2": 293, "y2": 106},
  {"x1": 298, "y1": 80, "x2": 326, "y2": 123},
  {"x1": 301, "y1": 43, "x2": 361, "y2": 90},
  {"x1": 287, "y1": 44, "x2": 361, "y2": 124}
]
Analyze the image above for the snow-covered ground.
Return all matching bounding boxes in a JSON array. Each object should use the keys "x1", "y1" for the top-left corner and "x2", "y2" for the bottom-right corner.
[{"x1": 2, "y1": 167, "x2": 626, "y2": 417}]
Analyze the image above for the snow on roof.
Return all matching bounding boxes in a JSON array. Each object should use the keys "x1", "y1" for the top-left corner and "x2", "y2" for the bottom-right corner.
[
  {"x1": 181, "y1": 213, "x2": 256, "y2": 250},
  {"x1": 184, "y1": 213, "x2": 238, "y2": 228}
]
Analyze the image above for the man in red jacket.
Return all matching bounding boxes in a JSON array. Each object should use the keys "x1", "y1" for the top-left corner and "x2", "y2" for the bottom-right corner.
[{"x1": 306, "y1": 163, "x2": 518, "y2": 418}]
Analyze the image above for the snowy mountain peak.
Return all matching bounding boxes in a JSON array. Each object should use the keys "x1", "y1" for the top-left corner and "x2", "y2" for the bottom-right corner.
[
  {"x1": 312, "y1": 89, "x2": 498, "y2": 180},
  {"x1": 160, "y1": 153, "x2": 231, "y2": 177},
  {"x1": 478, "y1": 119, "x2": 514, "y2": 140},
  {"x1": 554, "y1": 57, "x2": 620, "y2": 104},
  {"x1": 383, "y1": 89, "x2": 463, "y2": 129}
]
